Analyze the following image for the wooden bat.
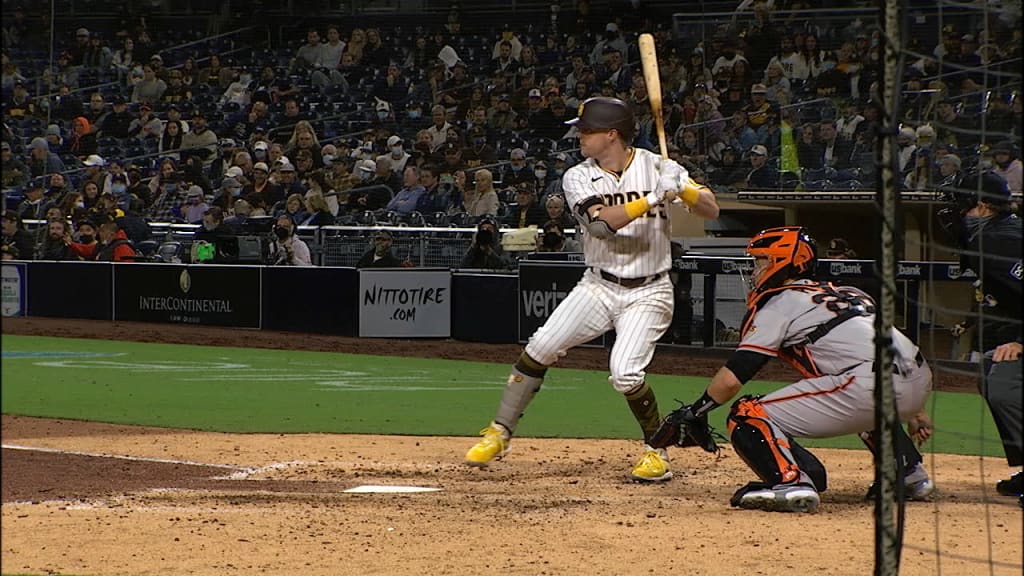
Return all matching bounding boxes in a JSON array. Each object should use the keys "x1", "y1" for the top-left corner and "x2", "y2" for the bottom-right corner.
[{"x1": 638, "y1": 33, "x2": 668, "y2": 160}]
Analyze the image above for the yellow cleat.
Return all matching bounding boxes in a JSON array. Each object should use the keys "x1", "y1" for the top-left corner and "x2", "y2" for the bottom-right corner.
[
  {"x1": 465, "y1": 424, "x2": 510, "y2": 467},
  {"x1": 631, "y1": 446, "x2": 672, "y2": 482}
]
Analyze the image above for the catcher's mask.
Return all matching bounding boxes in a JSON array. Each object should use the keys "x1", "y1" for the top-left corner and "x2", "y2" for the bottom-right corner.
[{"x1": 744, "y1": 227, "x2": 818, "y2": 303}]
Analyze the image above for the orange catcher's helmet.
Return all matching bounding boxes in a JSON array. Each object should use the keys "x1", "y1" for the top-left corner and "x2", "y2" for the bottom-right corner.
[{"x1": 745, "y1": 226, "x2": 818, "y2": 298}]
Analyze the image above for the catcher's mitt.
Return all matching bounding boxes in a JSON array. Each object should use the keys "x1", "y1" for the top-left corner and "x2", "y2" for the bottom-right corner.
[{"x1": 649, "y1": 402, "x2": 723, "y2": 454}]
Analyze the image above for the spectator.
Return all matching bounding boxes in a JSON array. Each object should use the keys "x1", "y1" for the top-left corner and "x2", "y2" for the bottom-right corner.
[
  {"x1": 299, "y1": 193, "x2": 335, "y2": 227},
  {"x1": 492, "y1": 39, "x2": 521, "y2": 76},
  {"x1": 356, "y1": 229, "x2": 404, "y2": 268},
  {"x1": 933, "y1": 99, "x2": 979, "y2": 151},
  {"x1": 762, "y1": 61, "x2": 791, "y2": 106},
  {"x1": 590, "y1": 22, "x2": 628, "y2": 66},
  {"x1": 277, "y1": 193, "x2": 309, "y2": 225},
  {"x1": 385, "y1": 166, "x2": 426, "y2": 217},
  {"x1": 709, "y1": 146, "x2": 749, "y2": 189},
  {"x1": 223, "y1": 199, "x2": 252, "y2": 233},
  {"x1": 818, "y1": 119, "x2": 854, "y2": 170},
  {"x1": 378, "y1": 135, "x2": 411, "y2": 177},
  {"x1": 991, "y1": 143, "x2": 1022, "y2": 194},
  {"x1": 27, "y1": 137, "x2": 65, "y2": 178},
  {"x1": 544, "y1": 194, "x2": 575, "y2": 230},
  {"x1": 191, "y1": 207, "x2": 238, "y2": 263},
  {"x1": 162, "y1": 68, "x2": 191, "y2": 105},
  {"x1": 35, "y1": 218, "x2": 75, "y2": 260},
  {"x1": 159, "y1": 119, "x2": 184, "y2": 160},
  {"x1": 936, "y1": 154, "x2": 963, "y2": 188},
  {"x1": 182, "y1": 185, "x2": 209, "y2": 224},
  {"x1": 460, "y1": 216, "x2": 512, "y2": 269},
  {"x1": 1, "y1": 209, "x2": 34, "y2": 260},
  {"x1": 275, "y1": 161, "x2": 306, "y2": 198},
  {"x1": 128, "y1": 102, "x2": 163, "y2": 140},
  {"x1": 746, "y1": 144, "x2": 779, "y2": 189},
  {"x1": 500, "y1": 147, "x2": 533, "y2": 189},
  {"x1": 726, "y1": 110, "x2": 759, "y2": 154},
  {"x1": 148, "y1": 169, "x2": 188, "y2": 222},
  {"x1": 99, "y1": 95, "x2": 133, "y2": 139},
  {"x1": 426, "y1": 105, "x2": 453, "y2": 152},
  {"x1": 68, "y1": 220, "x2": 136, "y2": 262},
  {"x1": 896, "y1": 126, "x2": 918, "y2": 175},
  {"x1": 489, "y1": 94, "x2": 518, "y2": 131},
  {"x1": 1, "y1": 141, "x2": 29, "y2": 189},
  {"x1": 270, "y1": 214, "x2": 313, "y2": 266},
  {"x1": 825, "y1": 237, "x2": 857, "y2": 259},
  {"x1": 131, "y1": 64, "x2": 166, "y2": 104},
  {"x1": 416, "y1": 165, "x2": 450, "y2": 215},
  {"x1": 17, "y1": 179, "x2": 53, "y2": 221},
  {"x1": 112, "y1": 37, "x2": 137, "y2": 79},
  {"x1": 181, "y1": 111, "x2": 218, "y2": 166},
  {"x1": 463, "y1": 169, "x2": 500, "y2": 218},
  {"x1": 116, "y1": 196, "x2": 152, "y2": 245},
  {"x1": 509, "y1": 182, "x2": 546, "y2": 228},
  {"x1": 536, "y1": 219, "x2": 582, "y2": 253},
  {"x1": 245, "y1": 162, "x2": 284, "y2": 209}
]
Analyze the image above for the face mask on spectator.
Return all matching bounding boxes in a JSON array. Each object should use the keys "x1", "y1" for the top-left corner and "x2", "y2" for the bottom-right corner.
[
  {"x1": 323, "y1": 154, "x2": 336, "y2": 165},
  {"x1": 553, "y1": 167, "x2": 564, "y2": 177},
  {"x1": 163, "y1": 183, "x2": 177, "y2": 194},
  {"x1": 227, "y1": 186, "x2": 242, "y2": 197},
  {"x1": 203, "y1": 221, "x2": 218, "y2": 231},
  {"x1": 76, "y1": 201, "x2": 85, "y2": 208},
  {"x1": 407, "y1": 110, "x2": 421, "y2": 120},
  {"x1": 377, "y1": 111, "x2": 389, "y2": 121},
  {"x1": 535, "y1": 169, "x2": 547, "y2": 179},
  {"x1": 254, "y1": 149, "x2": 267, "y2": 160},
  {"x1": 391, "y1": 146, "x2": 403, "y2": 156},
  {"x1": 79, "y1": 234, "x2": 94, "y2": 243},
  {"x1": 273, "y1": 225, "x2": 291, "y2": 240},
  {"x1": 473, "y1": 137, "x2": 485, "y2": 146},
  {"x1": 359, "y1": 170, "x2": 372, "y2": 182},
  {"x1": 112, "y1": 183, "x2": 127, "y2": 194}
]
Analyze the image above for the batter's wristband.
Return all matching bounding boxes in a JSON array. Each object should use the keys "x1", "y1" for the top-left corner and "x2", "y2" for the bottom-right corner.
[
  {"x1": 624, "y1": 193, "x2": 658, "y2": 220},
  {"x1": 680, "y1": 178, "x2": 703, "y2": 206}
]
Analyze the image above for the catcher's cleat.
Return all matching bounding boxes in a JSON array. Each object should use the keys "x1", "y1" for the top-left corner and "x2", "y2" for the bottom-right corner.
[
  {"x1": 731, "y1": 481, "x2": 820, "y2": 513},
  {"x1": 465, "y1": 424, "x2": 510, "y2": 467},
  {"x1": 864, "y1": 463, "x2": 935, "y2": 501},
  {"x1": 630, "y1": 446, "x2": 673, "y2": 482},
  {"x1": 996, "y1": 471, "x2": 1022, "y2": 498}
]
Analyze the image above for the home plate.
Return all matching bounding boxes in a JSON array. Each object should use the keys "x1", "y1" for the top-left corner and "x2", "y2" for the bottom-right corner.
[{"x1": 343, "y1": 485, "x2": 443, "y2": 494}]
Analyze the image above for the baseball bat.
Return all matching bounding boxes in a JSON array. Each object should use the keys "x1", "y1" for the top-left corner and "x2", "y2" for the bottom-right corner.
[{"x1": 638, "y1": 33, "x2": 668, "y2": 160}]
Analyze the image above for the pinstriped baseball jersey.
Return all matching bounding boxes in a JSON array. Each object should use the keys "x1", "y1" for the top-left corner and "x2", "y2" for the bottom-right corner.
[
  {"x1": 738, "y1": 280, "x2": 921, "y2": 377},
  {"x1": 562, "y1": 147, "x2": 676, "y2": 278}
]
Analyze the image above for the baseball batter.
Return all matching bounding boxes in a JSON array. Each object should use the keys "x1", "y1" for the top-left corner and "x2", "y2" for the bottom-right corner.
[
  {"x1": 464, "y1": 97, "x2": 719, "y2": 480},
  {"x1": 660, "y1": 227, "x2": 934, "y2": 512}
]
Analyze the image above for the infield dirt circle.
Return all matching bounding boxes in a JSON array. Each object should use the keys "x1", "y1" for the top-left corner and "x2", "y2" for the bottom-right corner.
[{"x1": 2, "y1": 317, "x2": 1021, "y2": 576}]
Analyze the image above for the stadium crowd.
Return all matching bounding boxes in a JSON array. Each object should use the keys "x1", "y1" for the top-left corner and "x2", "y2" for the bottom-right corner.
[{"x1": 1, "y1": 0, "x2": 1021, "y2": 264}]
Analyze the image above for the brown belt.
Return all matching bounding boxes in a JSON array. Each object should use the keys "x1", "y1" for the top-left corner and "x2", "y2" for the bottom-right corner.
[{"x1": 596, "y1": 268, "x2": 663, "y2": 288}]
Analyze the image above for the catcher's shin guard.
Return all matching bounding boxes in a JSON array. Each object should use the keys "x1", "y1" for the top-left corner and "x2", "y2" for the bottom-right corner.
[
  {"x1": 728, "y1": 396, "x2": 813, "y2": 487},
  {"x1": 859, "y1": 425, "x2": 923, "y2": 473},
  {"x1": 625, "y1": 382, "x2": 662, "y2": 444},
  {"x1": 494, "y1": 352, "x2": 547, "y2": 434}
]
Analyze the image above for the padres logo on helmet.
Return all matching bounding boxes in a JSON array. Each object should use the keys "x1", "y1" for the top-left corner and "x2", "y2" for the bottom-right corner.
[{"x1": 565, "y1": 97, "x2": 635, "y2": 142}]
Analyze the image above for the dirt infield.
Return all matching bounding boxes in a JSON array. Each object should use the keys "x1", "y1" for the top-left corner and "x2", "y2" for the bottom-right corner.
[{"x1": 1, "y1": 317, "x2": 1019, "y2": 576}]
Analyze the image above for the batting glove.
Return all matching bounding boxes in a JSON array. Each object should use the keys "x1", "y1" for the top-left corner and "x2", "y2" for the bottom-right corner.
[{"x1": 654, "y1": 159, "x2": 687, "y2": 203}]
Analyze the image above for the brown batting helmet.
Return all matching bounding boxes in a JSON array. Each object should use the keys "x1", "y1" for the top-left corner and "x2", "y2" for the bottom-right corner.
[{"x1": 565, "y1": 97, "x2": 635, "y2": 142}]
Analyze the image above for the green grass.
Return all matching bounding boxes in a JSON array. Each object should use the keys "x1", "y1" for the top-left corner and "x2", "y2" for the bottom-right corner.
[{"x1": 0, "y1": 335, "x2": 1005, "y2": 457}]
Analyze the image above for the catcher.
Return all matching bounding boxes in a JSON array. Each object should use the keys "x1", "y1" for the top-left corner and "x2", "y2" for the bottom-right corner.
[{"x1": 651, "y1": 227, "x2": 934, "y2": 513}]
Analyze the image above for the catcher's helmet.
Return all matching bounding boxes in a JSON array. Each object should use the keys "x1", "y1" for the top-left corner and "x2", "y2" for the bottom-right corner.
[
  {"x1": 745, "y1": 227, "x2": 818, "y2": 299},
  {"x1": 565, "y1": 97, "x2": 635, "y2": 142}
]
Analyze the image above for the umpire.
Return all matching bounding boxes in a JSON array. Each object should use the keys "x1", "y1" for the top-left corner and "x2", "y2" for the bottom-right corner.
[{"x1": 938, "y1": 170, "x2": 1022, "y2": 504}]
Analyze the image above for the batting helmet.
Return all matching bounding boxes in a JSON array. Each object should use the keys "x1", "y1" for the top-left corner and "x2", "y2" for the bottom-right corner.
[
  {"x1": 565, "y1": 97, "x2": 635, "y2": 142},
  {"x1": 745, "y1": 227, "x2": 818, "y2": 299}
]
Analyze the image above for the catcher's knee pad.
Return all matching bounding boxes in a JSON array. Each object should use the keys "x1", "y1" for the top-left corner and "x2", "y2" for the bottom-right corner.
[{"x1": 728, "y1": 396, "x2": 802, "y2": 486}]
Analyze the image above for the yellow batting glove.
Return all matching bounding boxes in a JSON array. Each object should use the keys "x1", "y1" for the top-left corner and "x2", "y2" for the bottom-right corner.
[{"x1": 680, "y1": 177, "x2": 706, "y2": 207}]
